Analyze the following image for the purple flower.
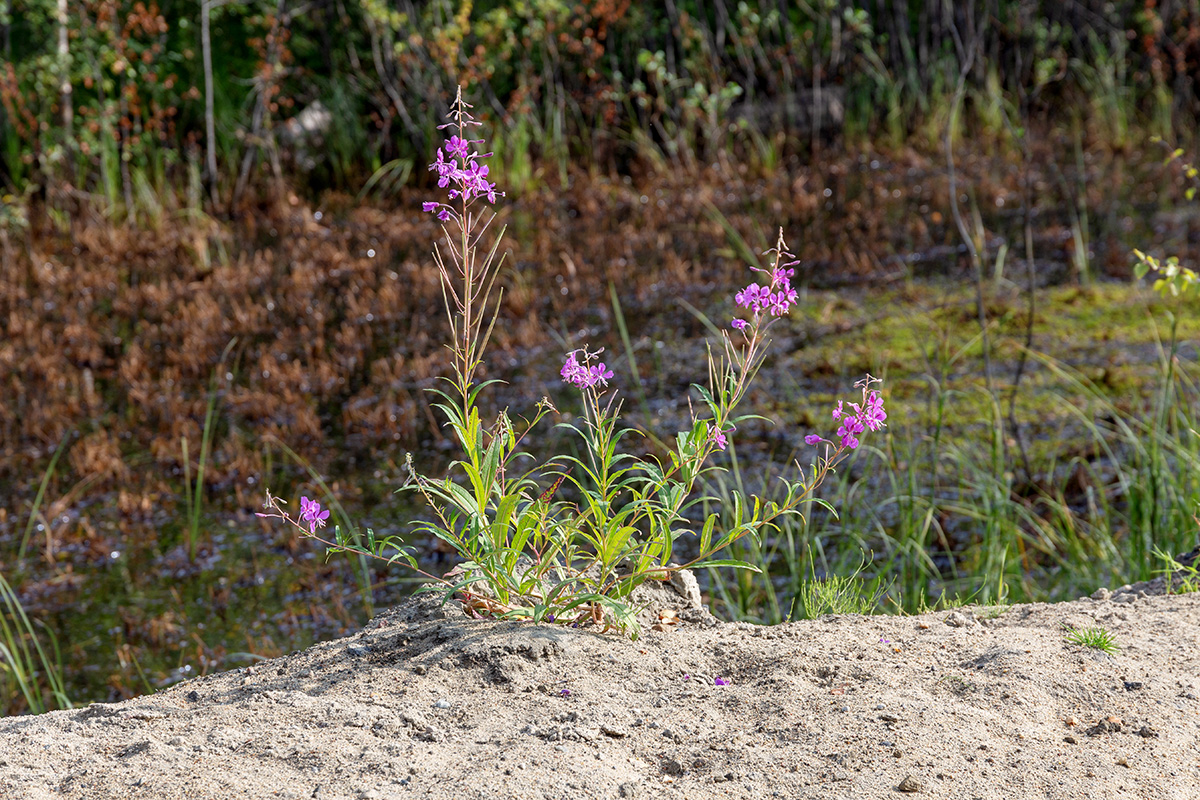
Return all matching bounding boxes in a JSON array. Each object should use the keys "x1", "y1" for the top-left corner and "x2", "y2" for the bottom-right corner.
[
  {"x1": 770, "y1": 286, "x2": 798, "y2": 315},
  {"x1": 424, "y1": 105, "x2": 505, "y2": 213},
  {"x1": 861, "y1": 391, "x2": 887, "y2": 431},
  {"x1": 837, "y1": 416, "x2": 865, "y2": 449},
  {"x1": 298, "y1": 496, "x2": 330, "y2": 533},
  {"x1": 731, "y1": 249, "x2": 799, "y2": 324},
  {"x1": 708, "y1": 424, "x2": 732, "y2": 451},
  {"x1": 713, "y1": 677, "x2": 729, "y2": 686},
  {"x1": 682, "y1": 673, "x2": 691, "y2": 680},
  {"x1": 560, "y1": 348, "x2": 613, "y2": 389},
  {"x1": 589, "y1": 364, "x2": 614, "y2": 385},
  {"x1": 422, "y1": 201, "x2": 439, "y2": 213},
  {"x1": 560, "y1": 351, "x2": 584, "y2": 384},
  {"x1": 560, "y1": 688, "x2": 571, "y2": 697},
  {"x1": 731, "y1": 319, "x2": 748, "y2": 331},
  {"x1": 444, "y1": 135, "x2": 470, "y2": 158},
  {"x1": 429, "y1": 148, "x2": 455, "y2": 187},
  {"x1": 436, "y1": 208, "x2": 451, "y2": 222},
  {"x1": 810, "y1": 377, "x2": 887, "y2": 452}
]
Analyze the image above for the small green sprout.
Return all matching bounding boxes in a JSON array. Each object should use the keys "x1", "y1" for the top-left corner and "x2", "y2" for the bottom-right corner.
[{"x1": 1062, "y1": 624, "x2": 1119, "y2": 655}]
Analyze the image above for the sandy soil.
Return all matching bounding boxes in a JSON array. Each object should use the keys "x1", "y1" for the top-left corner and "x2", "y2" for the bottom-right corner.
[{"x1": 2, "y1": 572, "x2": 1199, "y2": 800}]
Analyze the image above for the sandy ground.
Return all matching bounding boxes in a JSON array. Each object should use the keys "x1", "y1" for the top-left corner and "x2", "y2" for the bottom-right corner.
[{"x1": 2, "y1": 573, "x2": 1199, "y2": 800}]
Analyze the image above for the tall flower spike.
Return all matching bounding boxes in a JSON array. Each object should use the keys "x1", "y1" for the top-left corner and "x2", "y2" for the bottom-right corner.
[
  {"x1": 423, "y1": 87, "x2": 504, "y2": 218},
  {"x1": 730, "y1": 229, "x2": 799, "y2": 328}
]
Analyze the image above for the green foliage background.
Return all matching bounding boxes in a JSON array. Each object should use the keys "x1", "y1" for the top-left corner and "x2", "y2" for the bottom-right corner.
[{"x1": 4, "y1": 0, "x2": 1200, "y2": 202}]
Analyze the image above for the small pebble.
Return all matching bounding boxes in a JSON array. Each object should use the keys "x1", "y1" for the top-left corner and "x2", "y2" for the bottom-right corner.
[
  {"x1": 434, "y1": 698, "x2": 451, "y2": 710},
  {"x1": 897, "y1": 774, "x2": 923, "y2": 793},
  {"x1": 945, "y1": 611, "x2": 973, "y2": 628}
]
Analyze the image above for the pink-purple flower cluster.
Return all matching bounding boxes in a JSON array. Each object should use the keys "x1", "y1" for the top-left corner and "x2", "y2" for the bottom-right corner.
[
  {"x1": 805, "y1": 376, "x2": 887, "y2": 451},
  {"x1": 299, "y1": 496, "x2": 330, "y2": 533},
  {"x1": 731, "y1": 260, "x2": 800, "y2": 330},
  {"x1": 560, "y1": 348, "x2": 614, "y2": 390},
  {"x1": 423, "y1": 132, "x2": 502, "y2": 221}
]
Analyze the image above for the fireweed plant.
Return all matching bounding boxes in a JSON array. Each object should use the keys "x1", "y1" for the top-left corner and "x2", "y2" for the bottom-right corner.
[{"x1": 258, "y1": 88, "x2": 887, "y2": 637}]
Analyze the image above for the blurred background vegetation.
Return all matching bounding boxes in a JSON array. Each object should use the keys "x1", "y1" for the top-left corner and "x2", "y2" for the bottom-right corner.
[
  {"x1": 4, "y1": 1, "x2": 1200, "y2": 716},
  {"x1": 3, "y1": 0, "x2": 1200, "y2": 210}
]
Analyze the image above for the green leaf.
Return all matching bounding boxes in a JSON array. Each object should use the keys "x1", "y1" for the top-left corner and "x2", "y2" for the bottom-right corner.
[
  {"x1": 601, "y1": 525, "x2": 637, "y2": 564},
  {"x1": 490, "y1": 494, "x2": 520, "y2": 552},
  {"x1": 699, "y1": 514, "x2": 716, "y2": 554},
  {"x1": 690, "y1": 557, "x2": 762, "y2": 572}
]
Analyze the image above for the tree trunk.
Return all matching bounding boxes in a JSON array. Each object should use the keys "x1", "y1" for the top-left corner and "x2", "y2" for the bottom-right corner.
[
  {"x1": 202, "y1": 0, "x2": 218, "y2": 205},
  {"x1": 57, "y1": 0, "x2": 73, "y2": 180}
]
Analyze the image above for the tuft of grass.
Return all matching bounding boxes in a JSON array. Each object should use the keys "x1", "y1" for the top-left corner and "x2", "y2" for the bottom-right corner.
[
  {"x1": 1153, "y1": 544, "x2": 1200, "y2": 595},
  {"x1": 17, "y1": 435, "x2": 69, "y2": 563},
  {"x1": 182, "y1": 340, "x2": 236, "y2": 562},
  {"x1": 0, "y1": 572, "x2": 72, "y2": 715},
  {"x1": 1062, "y1": 624, "x2": 1119, "y2": 655},
  {"x1": 790, "y1": 554, "x2": 888, "y2": 620}
]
